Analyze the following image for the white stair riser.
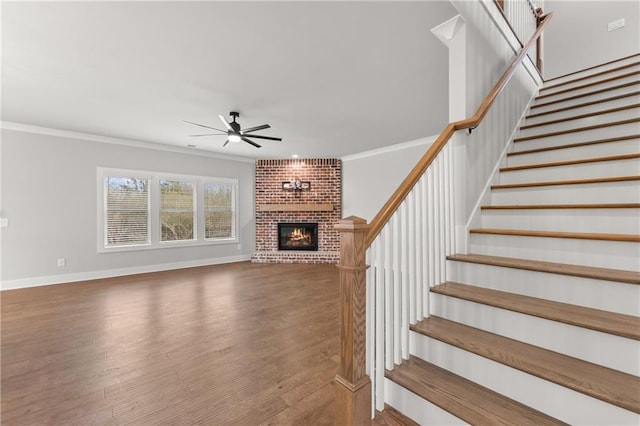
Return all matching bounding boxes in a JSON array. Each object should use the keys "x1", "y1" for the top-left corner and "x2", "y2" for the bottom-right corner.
[
  {"x1": 410, "y1": 332, "x2": 640, "y2": 425},
  {"x1": 535, "y1": 74, "x2": 640, "y2": 105},
  {"x1": 430, "y1": 294, "x2": 640, "y2": 376},
  {"x1": 514, "y1": 122, "x2": 640, "y2": 150},
  {"x1": 507, "y1": 138, "x2": 640, "y2": 165},
  {"x1": 468, "y1": 233, "x2": 640, "y2": 271},
  {"x1": 547, "y1": 57, "x2": 640, "y2": 86},
  {"x1": 541, "y1": 64, "x2": 640, "y2": 95},
  {"x1": 446, "y1": 260, "x2": 640, "y2": 316},
  {"x1": 384, "y1": 379, "x2": 467, "y2": 426},
  {"x1": 531, "y1": 83, "x2": 640, "y2": 114},
  {"x1": 498, "y1": 159, "x2": 640, "y2": 184},
  {"x1": 512, "y1": 131, "x2": 640, "y2": 151},
  {"x1": 491, "y1": 181, "x2": 640, "y2": 205},
  {"x1": 524, "y1": 94, "x2": 640, "y2": 126},
  {"x1": 517, "y1": 107, "x2": 640, "y2": 138},
  {"x1": 480, "y1": 208, "x2": 640, "y2": 234}
]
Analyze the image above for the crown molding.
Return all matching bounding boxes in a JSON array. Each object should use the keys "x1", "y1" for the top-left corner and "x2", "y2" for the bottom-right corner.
[
  {"x1": 341, "y1": 134, "x2": 438, "y2": 162},
  {"x1": 0, "y1": 121, "x2": 256, "y2": 164}
]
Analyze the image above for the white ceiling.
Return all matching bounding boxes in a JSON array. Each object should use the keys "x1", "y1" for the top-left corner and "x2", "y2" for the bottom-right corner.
[{"x1": 2, "y1": 1, "x2": 457, "y2": 159}]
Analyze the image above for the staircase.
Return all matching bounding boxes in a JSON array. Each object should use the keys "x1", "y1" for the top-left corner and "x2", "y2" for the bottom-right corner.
[{"x1": 384, "y1": 56, "x2": 640, "y2": 424}]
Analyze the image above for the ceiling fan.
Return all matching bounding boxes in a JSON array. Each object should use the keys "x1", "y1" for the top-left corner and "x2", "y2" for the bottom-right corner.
[{"x1": 184, "y1": 111, "x2": 282, "y2": 148}]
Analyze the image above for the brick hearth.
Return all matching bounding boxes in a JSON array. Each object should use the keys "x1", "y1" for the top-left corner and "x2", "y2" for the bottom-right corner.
[{"x1": 252, "y1": 158, "x2": 341, "y2": 263}]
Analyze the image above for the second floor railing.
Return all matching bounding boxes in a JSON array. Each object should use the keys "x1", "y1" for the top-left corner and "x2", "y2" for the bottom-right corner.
[{"x1": 497, "y1": 0, "x2": 544, "y2": 72}]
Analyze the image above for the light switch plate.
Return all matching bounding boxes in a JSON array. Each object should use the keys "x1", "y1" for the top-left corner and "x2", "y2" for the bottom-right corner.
[{"x1": 0, "y1": 218, "x2": 8, "y2": 227}]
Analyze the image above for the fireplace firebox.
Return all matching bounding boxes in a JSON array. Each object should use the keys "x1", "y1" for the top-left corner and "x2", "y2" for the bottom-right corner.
[{"x1": 278, "y1": 223, "x2": 318, "y2": 251}]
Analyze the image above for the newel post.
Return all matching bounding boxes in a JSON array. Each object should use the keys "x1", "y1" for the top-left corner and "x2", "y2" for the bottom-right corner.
[{"x1": 334, "y1": 216, "x2": 371, "y2": 425}]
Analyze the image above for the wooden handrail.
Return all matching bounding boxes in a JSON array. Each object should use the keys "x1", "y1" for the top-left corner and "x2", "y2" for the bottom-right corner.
[{"x1": 365, "y1": 12, "x2": 553, "y2": 248}]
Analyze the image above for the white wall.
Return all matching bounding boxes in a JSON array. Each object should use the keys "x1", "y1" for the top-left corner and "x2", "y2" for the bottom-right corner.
[
  {"x1": 451, "y1": 0, "x2": 540, "y2": 225},
  {"x1": 1, "y1": 127, "x2": 255, "y2": 289},
  {"x1": 342, "y1": 137, "x2": 437, "y2": 223},
  {"x1": 543, "y1": 1, "x2": 640, "y2": 79}
]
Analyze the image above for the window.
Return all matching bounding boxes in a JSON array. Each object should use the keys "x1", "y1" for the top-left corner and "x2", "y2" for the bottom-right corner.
[
  {"x1": 160, "y1": 179, "x2": 195, "y2": 242},
  {"x1": 204, "y1": 182, "x2": 234, "y2": 239},
  {"x1": 105, "y1": 176, "x2": 150, "y2": 247},
  {"x1": 98, "y1": 168, "x2": 238, "y2": 252}
]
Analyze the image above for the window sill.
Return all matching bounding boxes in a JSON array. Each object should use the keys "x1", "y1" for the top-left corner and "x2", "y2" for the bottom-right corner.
[{"x1": 98, "y1": 237, "x2": 239, "y2": 253}]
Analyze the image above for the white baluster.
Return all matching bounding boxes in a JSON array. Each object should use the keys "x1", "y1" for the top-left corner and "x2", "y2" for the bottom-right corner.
[
  {"x1": 383, "y1": 223, "x2": 393, "y2": 371},
  {"x1": 400, "y1": 202, "x2": 409, "y2": 360},
  {"x1": 408, "y1": 188, "x2": 416, "y2": 325},
  {"x1": 415, "y1": 179, "x2": 424, "y2": 320},
  {"x1": 392, "y1": 215, "x2": 401, "y2": 365}
]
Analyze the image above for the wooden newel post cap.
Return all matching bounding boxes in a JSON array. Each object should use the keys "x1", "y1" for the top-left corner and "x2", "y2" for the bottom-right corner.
[{"x1": 335, "y1": 216, "x2": 370, "y2": 232}]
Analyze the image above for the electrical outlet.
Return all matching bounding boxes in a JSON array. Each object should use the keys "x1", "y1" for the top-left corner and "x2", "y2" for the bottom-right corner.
[
  {"x1": 57, "y1": 258, "x2": 66, "y2": 267},
  {"x1": 236, "y1": 243, "x2": 242, "y2": 251},
  {"x1": 608, "y1": 18, "x2": 625, "y2": 32},
  {"x1": 0, "y1": 218, "x2": 8, "y2": 227}
]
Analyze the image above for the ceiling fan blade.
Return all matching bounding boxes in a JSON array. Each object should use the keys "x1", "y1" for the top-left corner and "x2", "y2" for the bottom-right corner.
[
  {"x1": 189, "y1": 133, "x2": 226, "y2": 137},
  {"x1": 223, "y1": 139, "x2": 230, "y2": 147},
  {"x1": 183, "y1": 120, "x2": 226, "y2": 133},
  {"x1": 241, "y1": 124, "x2": 270, "y2": 134},
  {"x1": 242, "y1": 134, "x2": 282, "y2": 141},
  {"x1": 241, "y1": 136, "x2": 262, "y2": 148},
  {"x1": 218, "y1": 114, "x2": 232, "y2": 131}
]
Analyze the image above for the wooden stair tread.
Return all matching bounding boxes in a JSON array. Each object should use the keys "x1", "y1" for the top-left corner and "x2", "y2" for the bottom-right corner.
[
  {"x1": 520, "y1": 103, "x2": 640, "y2": 130},
  {"x1": 545, "y1": 53, "x2": 640, "y2": 83},
  {"x1": 447, "y1": 253, "x2": 640, "y2": 284},
  {"x1": 431, "y1": 282, "x2": 640, "y2": 339},
  {"x1": 540, "y1": 61, "x2": 640, "y2": 92},
  {"x1": 491, "y1": 175, "x2": 640, "y2": 189},
  {"x1": 386, "y1": 356, "x2": 567, "y2": 425},
  {"x1": 481, "y1": 203, "x2": 640, "y2": 210},
  {"x1": 508, "y1": 135, "x2": 640, "y2": 156},
  {"x1": 411, "y1": 317, "x2": 640, "y2": 413},
  {"x1": 531, "y1": 81, "x2": 640, "y2": 110},
  {"x1": 500, "y1": 153, "x2": 640, "y2": 172},
  {"x1": 536, "y1": 70, "x2": 640, "y2": 100},
  {"x1": 469, "y1": 228, "x2": 640, "y2": 243},
  {"x1": 526, "y1": 92, "x2": 640, "y2": 119},
  {"x1": 513, "y1": 118, "x2": 640, "y2": 142}
]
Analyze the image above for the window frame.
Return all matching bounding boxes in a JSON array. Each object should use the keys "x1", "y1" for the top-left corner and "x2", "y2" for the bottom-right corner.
[{"x1": 97, "y1": 167, "x2": 239, "y2": 253}]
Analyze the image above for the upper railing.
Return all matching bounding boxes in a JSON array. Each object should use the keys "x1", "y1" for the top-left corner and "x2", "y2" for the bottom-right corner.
[
  {"x1": 366, "y1": 11, "x2": 553, "y2": 249},
  {"x1": 334, "y1": 9, "x2": 553, "y2": 424},
  {"x1": 495, "y1": 0, "x2": 545, "y2": 72}
]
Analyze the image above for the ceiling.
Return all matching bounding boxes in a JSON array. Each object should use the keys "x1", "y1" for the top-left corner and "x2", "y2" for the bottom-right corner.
[{"x1": 2, "y1": 1, "x2": 457, "y2": 159}]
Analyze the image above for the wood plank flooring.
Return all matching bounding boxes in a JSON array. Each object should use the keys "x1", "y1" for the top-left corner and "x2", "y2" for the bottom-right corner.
[{"x1": 1, "y1": 262, "x2": 382, "y2": 425}]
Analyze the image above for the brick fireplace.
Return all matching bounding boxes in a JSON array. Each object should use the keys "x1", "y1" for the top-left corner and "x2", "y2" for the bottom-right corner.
[{"x1": 252, "y1": 158, "x2": 341, "y2": 263}]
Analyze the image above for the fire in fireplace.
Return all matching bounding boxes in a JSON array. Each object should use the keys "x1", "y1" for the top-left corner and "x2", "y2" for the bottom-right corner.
[{"x1": 278, "y1": 223, "x2": 318, "y2": 251}]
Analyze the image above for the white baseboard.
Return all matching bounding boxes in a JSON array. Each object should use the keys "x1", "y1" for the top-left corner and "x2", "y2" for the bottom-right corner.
[{"x1": 0, "y1": 255, "x2": 251, "y2": 291}]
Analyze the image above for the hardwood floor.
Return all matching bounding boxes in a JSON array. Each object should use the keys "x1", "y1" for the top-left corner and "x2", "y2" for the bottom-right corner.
[{"x1": 2, "y1": 262, "x2": 348, "y2": 425}]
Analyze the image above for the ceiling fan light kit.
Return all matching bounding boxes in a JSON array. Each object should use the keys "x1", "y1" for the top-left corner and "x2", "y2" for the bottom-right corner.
[{"x1": 185, "y1": 111, "x2": 282, "y2": 149}]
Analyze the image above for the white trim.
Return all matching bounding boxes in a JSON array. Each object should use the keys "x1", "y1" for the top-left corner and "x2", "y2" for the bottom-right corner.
[
  {"x1": 0, "y1": 255, "x2": 251, "y2": 291},
  {"x1": 341, "y1": 134, "x2": 438, "y2": 162},
  {"x1": 0, "y1": 121, "x2": 255, "y2": 163}
]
